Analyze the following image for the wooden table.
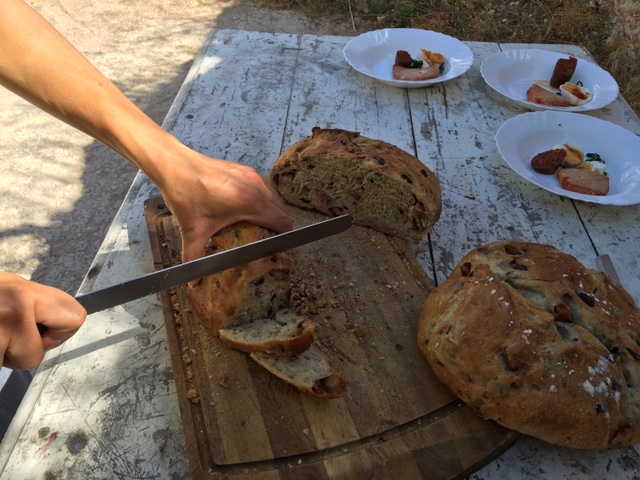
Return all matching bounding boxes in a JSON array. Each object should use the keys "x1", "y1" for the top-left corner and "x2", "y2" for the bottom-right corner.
[{"x1": 2, "y1": 29, "x2": 640, "y2": 478}]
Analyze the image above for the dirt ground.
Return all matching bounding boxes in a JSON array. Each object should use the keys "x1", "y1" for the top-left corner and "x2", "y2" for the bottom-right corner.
[{"x1": 0, "y1": 0, "x2": 353, "y2": 294}]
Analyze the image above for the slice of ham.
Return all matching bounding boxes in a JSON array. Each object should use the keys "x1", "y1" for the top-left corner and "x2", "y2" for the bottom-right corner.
[
  {"x1": 526, "y1": 84, "x2": 572, "y2": 107},
  {"x1": 392, "y1": 64, "x2": 440, "y2": 81}
]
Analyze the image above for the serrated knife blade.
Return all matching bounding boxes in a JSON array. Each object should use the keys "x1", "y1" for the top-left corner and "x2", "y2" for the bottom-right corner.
[
  {"x1": 595, "y1": 254, "x2": 622, "y2": 286},
  {"x1": 75, "y1": 214, "x2": 354, "y2": 314}
]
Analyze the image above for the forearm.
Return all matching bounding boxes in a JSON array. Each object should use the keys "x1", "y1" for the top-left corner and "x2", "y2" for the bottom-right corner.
[
  {"x1": 0, "y1": 0, "x2": 292, "y2": 268},
  {"x1": 0, "y1": 0, "x2": 175, "y2": 185}
]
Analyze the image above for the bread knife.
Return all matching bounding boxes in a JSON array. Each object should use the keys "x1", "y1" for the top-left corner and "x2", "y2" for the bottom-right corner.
[
  {"x1": 75, "y1": 214, "x2": 354, "y2": 315},
  {"x1": 595, "y1": 254, "x2": 622, "y2": 286}
]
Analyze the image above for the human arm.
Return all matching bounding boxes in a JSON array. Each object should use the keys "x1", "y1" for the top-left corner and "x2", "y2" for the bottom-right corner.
[{"x1": 0, "y1": 0, "x2": 293, "y2": 265}]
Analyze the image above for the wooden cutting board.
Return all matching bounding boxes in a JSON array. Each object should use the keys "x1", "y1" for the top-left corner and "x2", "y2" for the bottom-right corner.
[{"x1": 143, "y1": 196, "x2": 518, "y2": 479}]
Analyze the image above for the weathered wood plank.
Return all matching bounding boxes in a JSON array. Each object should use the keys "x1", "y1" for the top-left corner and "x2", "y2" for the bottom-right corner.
[{"x1": 164, "y1": 29, "x2": 303, "y2": 176}]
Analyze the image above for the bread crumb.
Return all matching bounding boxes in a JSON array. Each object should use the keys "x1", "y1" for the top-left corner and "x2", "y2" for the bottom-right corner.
[
  {"x1": 219, "y1": 373, "x2": 229, "y2": 389},
  {"x1": 187, "y1": 389, "x2": 200, "y2": 404}
]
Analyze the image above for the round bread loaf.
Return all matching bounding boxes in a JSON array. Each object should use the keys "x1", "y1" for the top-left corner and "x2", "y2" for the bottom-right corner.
[
  {"x1": 270, "y1": 127, "x2": 442, "y2": 240},
  {"x1": 418, "y1": 241, "x2": 640, "y2": 449},
  {"x1": 184, "y1": 222, "x2": 291, "y2": 336}
]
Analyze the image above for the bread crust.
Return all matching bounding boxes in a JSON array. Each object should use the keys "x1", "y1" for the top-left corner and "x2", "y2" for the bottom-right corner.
[
  {"x1": 184, "y1": 222, "x2": 291, "y2": 336},
  {"x1": 250, "y1": 346, "x2": 348, "y2": 399},
  {"x1": 218, "y1": 313, "x2": 316, "y2": 356},
  {"x1": 418, "y1": 242, "x2": 640, "y2": 449},
  {"x1": 270, "y1": 127, "x2": 442, "y2": 241}
]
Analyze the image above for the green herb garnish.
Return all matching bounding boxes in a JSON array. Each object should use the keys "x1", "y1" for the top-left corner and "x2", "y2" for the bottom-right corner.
[{"x1": 586, "y1": 152, "x2": 605, "y2": 163}]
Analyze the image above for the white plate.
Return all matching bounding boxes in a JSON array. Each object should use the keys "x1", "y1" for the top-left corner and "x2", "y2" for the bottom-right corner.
[
  {"x1": 495, "y1": 111, "x2": 640, "y2": 205},
  {"x1": 343, "y1": 28, "x2": 474, "y2": 88},
  {"x1": 481, "y1": 49, "x2": 619, "y2": 112}
]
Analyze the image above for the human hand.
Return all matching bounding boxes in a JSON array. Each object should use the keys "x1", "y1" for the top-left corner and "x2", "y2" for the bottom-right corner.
[
  {"x1": 155, "y1": 143, "x2": 293, "y2": 269},
  {"x1": 0, "y1": 273, "x2": 87, "y2": 370},
  {"x1": 0, "y1": 1, "x2": 291, "y2": 274}
]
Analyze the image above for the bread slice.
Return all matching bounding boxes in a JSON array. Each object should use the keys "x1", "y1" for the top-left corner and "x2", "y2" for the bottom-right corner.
[
  {"x1": 250, "y1": 345, "x2": 347, "y2": 399},
  {"x1": 218, "y1": 311, "x2": 316, "y2": 356},
  {"x1": 556, "y1": 167, "x2": 609, "y2": 195},
  {"x1": 183, "y1": 222, "x2": 291, "y2": 336},
  {"x1": 270, "y1": 127, "x2": 442, "y2": 241},
  {"x1": 527, "y1": 83, "x2": 572, "y2": 107}
]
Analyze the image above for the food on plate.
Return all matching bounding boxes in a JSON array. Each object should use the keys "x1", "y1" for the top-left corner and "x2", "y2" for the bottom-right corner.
[
  {"x1": 393, "y1": 64, "x2": 441, "y2": 81},
  {"x1": 528, "y1": 56, "x2": 592, "y2": 107},
  {"x1": 527, "y1": 83, "x2": 572, "y2": 107},
  {"x1": 554, "y1": 142, "x2": 585, "y2": 168},
  {"x1": 557, "y1": 167, "x2": 610, "y2": 195},
  {"x1": 394, "y1": 50, "x2": 415, "y2": 68},
  {"x1": 549, "y1": 55, "x2": 578, "y2": 88},
  {"x1": 530, "y1": 148, "x2": 566, "y2": 174},
  {"x1": 218, "y1": 311, "x2": 316, "y2": 356},
  {"x1": 581, "y1": 152, "x2": 607, "y2": 174},
  {"x1": 392, "y1": 49, "x2": 445, "y2": 81},
  {"x1": 529, "y1": 142, "x2": 609, "y2": 195},
  {"x1": 418, "y1": 241, "x2": 640, "y2": 449},
  {"x1": 251, "y1": 345, "x2": 348, "y2": 399},
  {"x1": 559, "y1": 82, "x2": 592, "y2": 106},
  {"x1": 270, "y1": 127, "x2": 442, "y2": 241},
  {"x1": 421, "y1": 49, "x2": 445, "y2": 66},
  {"x1": 184, "y1": 221, "x2": 347, "y2": 399}
]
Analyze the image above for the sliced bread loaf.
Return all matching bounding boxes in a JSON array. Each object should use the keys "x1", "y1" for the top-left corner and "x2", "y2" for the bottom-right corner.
[
  {"x1": 218, "y1": 311, "x2": 316, "y2": 356},
  {"x1": 250, "y1": 345, "x2": 347, "y2": 399},
  {"x1": 183, "y1": 221, "x2": 348, "y2": 399},
  {"x1": 270, "y1": 127, "x2": 442, "y2": 241},
  {"x1": 184, "y1": 221, "x2": 291, "y2": 336}
]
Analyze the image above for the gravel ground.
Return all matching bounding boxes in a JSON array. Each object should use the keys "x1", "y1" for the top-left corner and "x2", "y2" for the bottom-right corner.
[{"x1": 0, "y1": 0, "x2": 353, "y2": 294}]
